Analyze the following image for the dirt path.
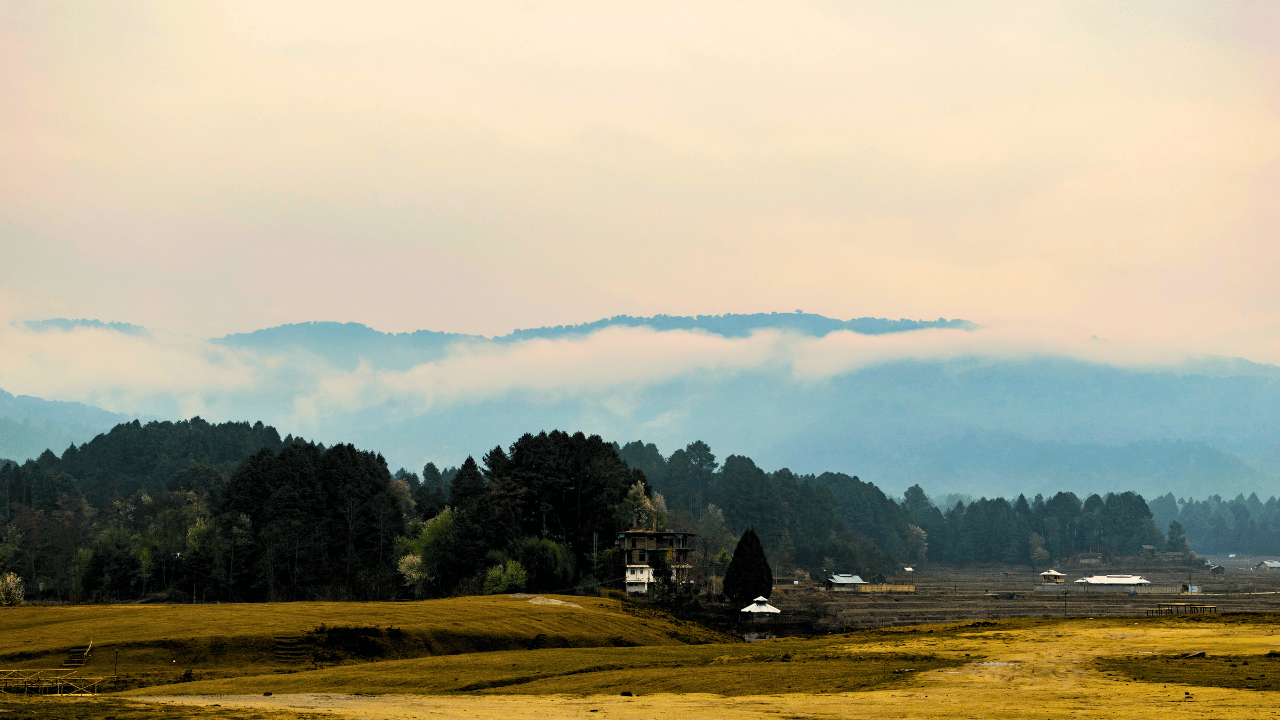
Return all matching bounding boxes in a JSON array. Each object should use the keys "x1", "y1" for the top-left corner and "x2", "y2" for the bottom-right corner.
[{"x1": 136, "y1": 618, "x2": 1280, "y2": 720}]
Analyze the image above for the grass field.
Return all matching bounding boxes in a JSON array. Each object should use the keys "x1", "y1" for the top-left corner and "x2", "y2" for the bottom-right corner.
[
  {"x1": 6, "y1": 597, "x2": 1280, "y2": 719},
  {"x1": 117, "y1": 611, "x2": 1280, "y2": 719},
  {"x1": 0, "y1": 594, "x2": 728, "y2": 686},
  {"x1": 120, "y1": 640, "x2": 958, "y2": 697}
]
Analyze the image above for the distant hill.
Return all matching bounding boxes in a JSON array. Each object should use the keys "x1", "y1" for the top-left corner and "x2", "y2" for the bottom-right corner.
[
  {"x1": 209, "y1": 313, "x2": 973, "y2": 371},
  {"x1": 0, "y1": 388, "x2": 134, "y2": 463},
  {"x1": 22, "y1": 318, "x2": 149, "y2": 336},
  {"x1": 16, "y1": 313, "x2": 1280, "y2": 501},
  {"x1": 209, "y1": 322, "x2": 483, "y2": 371},
  {"x1": 500, "y1": 312, "x2": 975, "y2": 341}
]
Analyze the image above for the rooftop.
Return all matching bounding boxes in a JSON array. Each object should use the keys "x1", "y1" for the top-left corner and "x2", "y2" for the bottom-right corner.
[
  {"x1": 828, "y1": 573, "x2": 867, "y2": 584},
  {"x1": 741, "y1": 596, "x2": 781, "y2": 614},
  {"x1": 1074, "y1": 574, "x2": 1150, "y2": 585}
]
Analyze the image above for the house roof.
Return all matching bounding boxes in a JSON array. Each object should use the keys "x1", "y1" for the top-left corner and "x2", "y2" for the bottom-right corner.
[
  {"x1": 1141, "y1": 545, "x2": 1157, "y2": 550},
  {"x1": 1040, "y1": 570, "x2": 1065, "y2": 576},
  {"x1": 1074, "y1": 574, "x2": 1150, "y2": 585},
  {"x1": 828, "y1": 573, "x2": 867, "y2": 584},
  {"x1": 741, "y1": 596, "x2": 781, "y2": 614}
]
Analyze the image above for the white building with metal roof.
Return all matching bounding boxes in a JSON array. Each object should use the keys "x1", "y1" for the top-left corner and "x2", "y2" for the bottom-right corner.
[
  {"x1": 825, "y1": 573, "x2": 868, "y2": 591},
  {"x1": 1074, "y1": 574, "x2": 1150, "y2": 585}
]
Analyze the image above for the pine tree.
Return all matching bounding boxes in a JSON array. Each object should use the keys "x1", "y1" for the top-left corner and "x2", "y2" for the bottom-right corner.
[
  {"x1": 449, "y1": 457, "x2": 487, "y2": 511},
  {"x1": 723, "y1": 527, "x2": 772, "y2": 606},
  {"x1": 1166, "y1": 520, "x2": 1190, "y2": 554}
]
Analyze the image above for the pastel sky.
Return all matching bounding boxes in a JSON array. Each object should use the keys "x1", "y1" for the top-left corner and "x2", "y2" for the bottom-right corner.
[{"x1": 3, "y1": 0, "x2": 1279, "y2": 360}]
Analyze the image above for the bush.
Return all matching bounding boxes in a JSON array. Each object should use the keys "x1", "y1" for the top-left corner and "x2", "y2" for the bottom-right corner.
[
  {"x1": 483, "y1": 560, "x2": 528, "y2": 595},
  {"x1": 507, "y1": 537, "x2": 575, "y2": 592},
  {"x1": 0, "y1": 572, "x2": 24, "y2": 607}
]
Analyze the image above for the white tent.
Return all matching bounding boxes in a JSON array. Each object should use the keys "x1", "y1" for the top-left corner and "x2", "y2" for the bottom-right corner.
[{"x1": 741, "y1": 596, "x2": 781, "y2": 614}]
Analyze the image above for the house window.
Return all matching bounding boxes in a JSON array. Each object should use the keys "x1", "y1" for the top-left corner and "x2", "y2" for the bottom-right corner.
[{"x1": 638, "y1": 551, "x2": 646, "y2": 562}]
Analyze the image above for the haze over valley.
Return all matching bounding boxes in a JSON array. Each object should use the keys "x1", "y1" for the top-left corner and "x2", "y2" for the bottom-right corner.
[{"x1": 4, "y1": 311, "x2": 1279, "y2": 503}]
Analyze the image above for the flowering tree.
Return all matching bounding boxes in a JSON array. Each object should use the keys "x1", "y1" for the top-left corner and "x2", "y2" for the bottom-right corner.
[{"x1": 0, "y1": 572, "x2": 24, "y2": 607}]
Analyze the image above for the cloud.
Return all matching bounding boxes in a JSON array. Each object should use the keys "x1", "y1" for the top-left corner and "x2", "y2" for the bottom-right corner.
[
  {"x1": 1, "y1": 316, "x2": 1251, "y2": 439},
  {"x1": 0, "y1": 322, "x2": 259, "y2": 419}
]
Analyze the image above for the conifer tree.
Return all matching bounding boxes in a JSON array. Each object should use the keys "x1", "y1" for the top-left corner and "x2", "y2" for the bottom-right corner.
[
  {"x1": 1166, "y1": 520, "x2": 1190, "y2": 554},
  {"x1": 723, "y1": 526, "x2": 772, "y2": 606},
  {"x1": 449, "y1": 457, "x2": 487, "y2": 511}
]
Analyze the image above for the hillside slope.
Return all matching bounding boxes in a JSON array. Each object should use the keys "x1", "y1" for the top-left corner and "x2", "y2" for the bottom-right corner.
[{"x1": 0, "y1": 595, "x2": 731, "y2": 685}]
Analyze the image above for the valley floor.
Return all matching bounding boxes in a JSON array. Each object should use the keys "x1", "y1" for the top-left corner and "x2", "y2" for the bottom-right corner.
[
  {"x1": 128, "y1": 614, "x2": 1280, "y2": 720},
  {"x1": 4, "y1": 594, "x2": 1280, "y2": 719}
]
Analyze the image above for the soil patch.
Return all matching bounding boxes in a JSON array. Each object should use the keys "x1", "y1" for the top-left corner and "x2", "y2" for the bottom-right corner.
[{"x1": 1098, "y1": 651, "x2": 1280, "y2": 691}]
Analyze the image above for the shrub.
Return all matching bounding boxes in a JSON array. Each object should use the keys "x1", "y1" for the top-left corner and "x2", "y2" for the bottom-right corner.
[
  {"x1": 483, "y1": 560, "x2": 528, "y2": 595},
  {"x1": 507, "y1": 537, "x2": 575, "y2": 592},
  {"x1": 0, "y1": 572, "x2": 24, "y2": 607}
]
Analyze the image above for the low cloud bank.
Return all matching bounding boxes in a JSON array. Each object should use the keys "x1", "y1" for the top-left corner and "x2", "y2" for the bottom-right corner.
[{"x1": 1, "y1": 317, "x2": 1256, "y2": 435}]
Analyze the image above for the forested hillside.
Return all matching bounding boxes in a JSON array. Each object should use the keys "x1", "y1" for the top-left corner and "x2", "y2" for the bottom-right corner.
[
  {"x1": 0, "y1": 420, "x2": 650, "y2": 601},
  {"x1": 210, "y1": 313, "x2": 972, "y2": 371},
  {"x1": 616, "y1": 440, "x2": 915, "y2": 579},
  {"x1": 1150, "y1": 493, "x2": 1280, "y2": 554},
  {"x1": 1, "y1": 417, "x2": 1266, "y2": 604},
  {"x1": 24, "y1": 316, "x2": 1280, "y2": 503},
  {"x1": 615, "y1": 441, "x2": 1189, "y2": 571}
]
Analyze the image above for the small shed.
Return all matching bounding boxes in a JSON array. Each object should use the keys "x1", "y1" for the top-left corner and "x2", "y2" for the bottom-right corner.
[
  {"x1": 741, "y1": 596, "x2": 781, "y2": 615},
  {"x1": 826, "y1": 574, "x2": 868, "y2": 591},
  {"x1": 1141, "y1": 545, "x2": 1157, "y2": 556},
  {"x1": 1039, "y1": 569, "x2": 1066, "y2": 584},
  {"x1": 1210, "y1": 565, "x2": 1226, "y2": 575}
]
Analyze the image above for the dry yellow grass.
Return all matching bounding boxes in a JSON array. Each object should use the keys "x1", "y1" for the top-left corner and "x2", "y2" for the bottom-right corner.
[
  {"x1": 126, "y1": 614, "x2": 1280, "y2": 720},
  {"x1": 0, "y1": 594, "x2": 726, "y2": 677},
  {"x1": 11, "y1": 599, "x2": 1280, "y2": 719},
  {"x1": 119, "y1": 641, "x2": 954, "y2": 696}
]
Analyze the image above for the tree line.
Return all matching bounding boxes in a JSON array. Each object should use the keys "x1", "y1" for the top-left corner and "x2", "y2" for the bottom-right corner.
[
  {"x1": 899, "y1": 485, "x2": 1184, "y2": 566},
  {"x1": 1, "y1": 416, "x2": 1259, "y2": 604},
  {"x1": 0, "y1": 419, "x2": 650, "y2": 601},
  {"x1": 1150, "y1": 492, "x2": 1280, "y2": 555}
]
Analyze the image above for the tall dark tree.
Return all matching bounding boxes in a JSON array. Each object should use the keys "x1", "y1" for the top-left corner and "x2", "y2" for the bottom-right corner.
[
  {"x1": 449, "y1": 457, "x2": 487, "y2": 512},
  {"x1": 414, "y1": 462, "x2": 446, "y2": 519},
  {"x1": 723, "y1": 527, "x2": 773, "y2": 606},
  {"x1": 1166, "y1": 520, "x2": 1190, "y2": 554}
]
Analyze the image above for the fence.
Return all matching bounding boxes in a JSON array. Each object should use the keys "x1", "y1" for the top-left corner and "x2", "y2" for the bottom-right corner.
[
  {"x1": 855, "y1": 584, "x2": 916, "y2": 594},
  {"x1": 1033, "y1": 583, "x2": 1185, "y2": 594},
  {"x1": 0, "y1": 669, "x2": 109, "y2": 695}
]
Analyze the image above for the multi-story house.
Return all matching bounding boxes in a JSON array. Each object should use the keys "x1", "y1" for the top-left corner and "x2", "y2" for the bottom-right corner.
[{"x1": 617, "y1": 529, "x2": 696, "y2": 594}]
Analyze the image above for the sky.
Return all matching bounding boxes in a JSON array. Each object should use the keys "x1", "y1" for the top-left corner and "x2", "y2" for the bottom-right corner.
[{"x1": 2, "y1": 1, "x2": 1280, "y2": 422}]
